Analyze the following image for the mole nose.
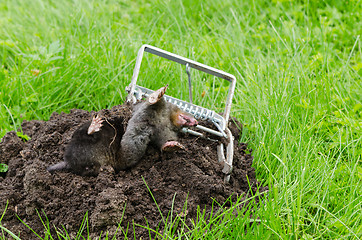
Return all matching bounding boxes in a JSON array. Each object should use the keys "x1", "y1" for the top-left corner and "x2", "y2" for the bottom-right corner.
[
  {"x1": 190, "y1": 118, "x2": 198, "y2": 126},
  {"x1": 179, "y1": 113, "x2": 198, "y2": 127}
]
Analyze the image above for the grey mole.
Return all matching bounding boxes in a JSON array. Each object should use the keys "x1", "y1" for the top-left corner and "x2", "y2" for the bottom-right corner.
[{"x1": 117, "y1": 85, "x2": 197, "y2": 170}]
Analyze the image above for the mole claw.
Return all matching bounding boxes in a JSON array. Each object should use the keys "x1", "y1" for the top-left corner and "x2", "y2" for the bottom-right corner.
[
  {"x1": 161, "y1": 141, "x2": 185, "y2": 152},
  {"x1": 87, "y1": 115, "x2": 104, "y2": 135},
  {"x1": 149, "y1": 84, "x2": 168, "y2": 104}
]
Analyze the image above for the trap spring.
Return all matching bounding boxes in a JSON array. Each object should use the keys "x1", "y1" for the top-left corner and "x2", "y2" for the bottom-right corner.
[{"x1": 126, "y1": 45, "x2": 236, "y2": 183}]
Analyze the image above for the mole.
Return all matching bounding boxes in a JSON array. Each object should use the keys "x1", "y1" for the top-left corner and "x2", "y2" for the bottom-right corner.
[
  {"x1": 117, "y1": 84, "x2": 198, "y2": 170},
  {"x1": 47, "y1": 115, "x2": 124, "y2": 176}
]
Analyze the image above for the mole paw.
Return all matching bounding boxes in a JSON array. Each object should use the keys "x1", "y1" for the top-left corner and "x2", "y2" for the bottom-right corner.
[
  {"x1": 148, "y1": 84, "x2": 168, "y2": 104},
  {"x1": 88, "y1": 115, "x2": 104, "y2": 135},
  {"x1": 161, "y1": 141, "x2": 185, "y2": 152}
]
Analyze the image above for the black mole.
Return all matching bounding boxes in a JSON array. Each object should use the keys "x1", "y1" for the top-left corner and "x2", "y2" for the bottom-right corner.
[{"x1": 47, "y1": 115, "x2": 124, "y2": 176}]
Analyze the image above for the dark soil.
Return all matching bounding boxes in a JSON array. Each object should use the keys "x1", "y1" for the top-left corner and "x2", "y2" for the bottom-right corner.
[{"x1": 0, "y1": 103, "x2": 268, "y2": 239}]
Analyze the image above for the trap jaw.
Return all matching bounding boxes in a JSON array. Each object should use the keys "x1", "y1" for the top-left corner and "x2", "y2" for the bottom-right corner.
[{"x1": 126, "y1": 45, "x2": 236, "y2": 183}]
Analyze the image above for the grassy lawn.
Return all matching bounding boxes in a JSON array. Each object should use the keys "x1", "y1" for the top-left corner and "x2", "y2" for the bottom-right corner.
[{"x1": 1, "y1": 0, "x2": 361, "y2": 239}]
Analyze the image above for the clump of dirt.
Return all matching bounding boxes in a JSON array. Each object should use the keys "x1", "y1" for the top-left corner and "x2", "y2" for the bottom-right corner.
[{"x1": 0, "y1": 103, "x2": 268, "y2": 239}]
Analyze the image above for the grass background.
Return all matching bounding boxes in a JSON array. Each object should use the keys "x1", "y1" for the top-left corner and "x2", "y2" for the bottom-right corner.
[{"x1": 1, "y1": 0, "x2": 361, "y2": 239}]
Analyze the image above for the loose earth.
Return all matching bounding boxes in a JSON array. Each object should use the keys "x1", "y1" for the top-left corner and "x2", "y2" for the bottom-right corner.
[{"x1": 0, "y1": 103, "x2": 268, "y2": 239}]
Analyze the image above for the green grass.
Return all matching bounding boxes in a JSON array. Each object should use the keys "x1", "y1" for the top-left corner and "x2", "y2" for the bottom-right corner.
[{"x1": 1, "y1": 0, "x2": 361, "y2": 239}]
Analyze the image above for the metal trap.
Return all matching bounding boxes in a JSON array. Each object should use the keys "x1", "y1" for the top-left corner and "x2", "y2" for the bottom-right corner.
[{"x1": 126, "y1": 45, "x2": 236, "y2": 183}]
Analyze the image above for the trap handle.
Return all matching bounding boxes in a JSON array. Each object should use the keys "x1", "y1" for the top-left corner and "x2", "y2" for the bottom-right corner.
[{"x1": 128, "y1": 44, "x2": 236, "y2": 123}]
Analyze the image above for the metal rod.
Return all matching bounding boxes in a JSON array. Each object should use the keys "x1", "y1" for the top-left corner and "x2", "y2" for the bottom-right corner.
[
  {"x1": 143, "y1": 45, "x2": 235, "y2": 82},
  {"x1": 186, "y1": 63, "x2": 193, "y2": 104},
  {"x1": 195, "y1": 125, "x2": 224, "y2": 138},
  {"x1": 181, "y1": 128, "x2": 218, "y2": 142},
  {"x1": 128, "y1": 45, "x2": 147, "y2": 103}
]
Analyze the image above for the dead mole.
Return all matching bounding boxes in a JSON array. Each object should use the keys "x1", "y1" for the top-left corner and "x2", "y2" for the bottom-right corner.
[
  {"x1": 117, "y1": 84, "x2": 198, "y2": 170},
  {"x1": 47, "y1": 115, "x2": 124, "y2": 176},
  {"x1": 47, "y1": 85, "x2": 197, "y2": 175}
]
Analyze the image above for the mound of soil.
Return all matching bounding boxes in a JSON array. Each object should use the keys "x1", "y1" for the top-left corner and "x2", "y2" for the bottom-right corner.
[{"x1": 0, "y1": 103, "x2": 268, "y2": 239}]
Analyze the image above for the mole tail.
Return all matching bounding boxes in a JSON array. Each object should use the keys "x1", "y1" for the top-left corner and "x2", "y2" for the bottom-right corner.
[{"x1": 47, "y1": 161, "x2": 69, "y2": 173}]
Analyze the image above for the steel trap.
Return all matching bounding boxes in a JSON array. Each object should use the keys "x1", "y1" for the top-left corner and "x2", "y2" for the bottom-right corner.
[{"x1": 126, "y1": 45, "x2": 236, "y2": 183}]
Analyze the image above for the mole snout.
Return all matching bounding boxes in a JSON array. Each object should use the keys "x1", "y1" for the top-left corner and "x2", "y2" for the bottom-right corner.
[{"x1": 173, "y1": 112, "x2": 198, "y2": 127}]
